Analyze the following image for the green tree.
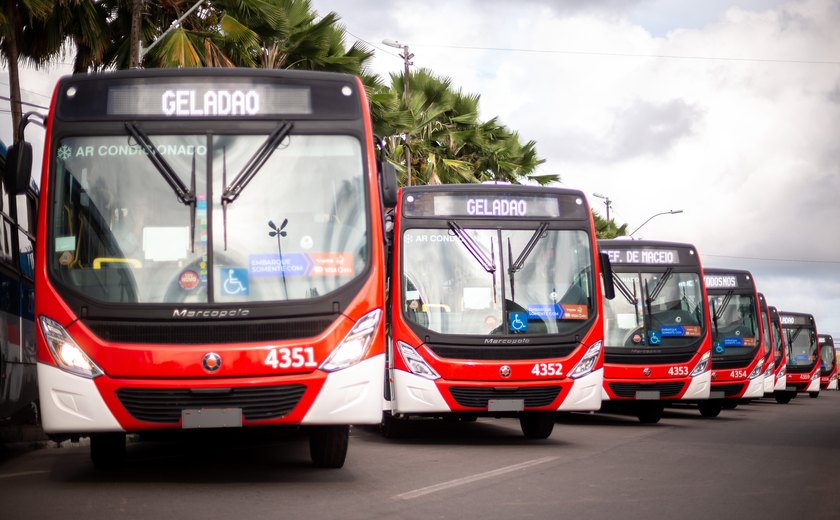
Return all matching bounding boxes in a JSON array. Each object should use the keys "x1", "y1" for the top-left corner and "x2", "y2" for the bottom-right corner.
[
  {"x1": 593, "y1": 211, "x2": 628, "y2": 239},
  {"x1": 0, "y1": 0, "x2": 52, "y2": 141}
]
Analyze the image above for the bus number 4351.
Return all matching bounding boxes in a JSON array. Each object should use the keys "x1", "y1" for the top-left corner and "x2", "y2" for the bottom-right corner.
[{"x1": 264, "y1": 347, "x2": 318, "y2": 369}]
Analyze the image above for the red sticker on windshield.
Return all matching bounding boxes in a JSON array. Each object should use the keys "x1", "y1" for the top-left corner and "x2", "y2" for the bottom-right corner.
[
  {"x1": 309, "y1": 253, "x2": 354, "y2": 276},
  {"x1": 179, "y1": 270, "x2": 200, "y2": 290},
  {"x1": 561, "y1": 305, "x2": 588, "y2": 320}
]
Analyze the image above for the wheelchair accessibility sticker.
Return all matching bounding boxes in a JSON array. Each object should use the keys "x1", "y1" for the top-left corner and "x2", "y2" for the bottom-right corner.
[
  {"x1": 221, "y1": 267, "x2": 249, "y2": 296},
  {"x1": 509, "y1": 312, "x2": 529, "y2": 333}
]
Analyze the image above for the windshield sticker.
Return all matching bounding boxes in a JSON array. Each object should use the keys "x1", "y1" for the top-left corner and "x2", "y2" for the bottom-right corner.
[
  {"x1": 310, "y1": 252, "x2": 354, "y2": 276},
  {"x1": 561, "y1": 304, "x2": 588, "y2": 320},
  {"x1": 527, "y1": 304, "x2": 564, "y2": 320},
  {"x1": 723, "y1": 336, "x2": 757, "y2": 347},
  {"x1": 248, "y1": 252, "x2": 354, "y2": 278},
  {"x1": 509, "y1": 312, "x2": 529, "y2": 333},
  {"x1": 632, "y1": 333, "x2": 644, "y2": 344},
  {"x1": 220, "y1": 267, "x2": 249, "y2": 296},
  {"x1": 57, "y1": 143, "x2": 208, "y2": 159},
  {"x1": 58, "y1": 251, "x2": 74, "y2": 266},
  {"x1": 463, "y1": 287, "x2": 493, "y2": 310},
  {"x1": 179, "y1": 270, "x2": 200, "y2": 290},
  {"x1": 55, "y1": 235, "x2": 76, "y2": 252},
  {"x1": 142, "y1": 227, "x2": 189, "y2": 261},
  {"x1": 714, "y1": 343, "x2": 725, "y2": 354},
  {"x1": 404, "y1": 233, "x2": 457, "y2": 244},
  {"x1": 660, "y1": 326, "x2": 701, "y2": 337},
  {"x1": 300, "y1": 235, "x2": 314, "y2": 250},
  {"x1": 648, "y1": 331, "x2": 662, "y2": 345}
]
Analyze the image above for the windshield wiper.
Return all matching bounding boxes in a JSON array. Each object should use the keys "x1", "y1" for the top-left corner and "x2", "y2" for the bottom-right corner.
[
  {"x1": 507, "y1": 222, "x2": 549, "y2": 302},
  {"x1": 447, "y1": 221, "x2": 497, "y2": 303},
  {"x1": 126, "y1": 122, "x2": 197, "y2": 252},
  {"x1": 612, "y1": 274, "x2": 638, "y2": 307},
  {"x1": 221, "y1": 121, "x2": 293, "y2": 249},
  {"x1": 646, "y1": 268, "x2": 673, "y2": 305}
]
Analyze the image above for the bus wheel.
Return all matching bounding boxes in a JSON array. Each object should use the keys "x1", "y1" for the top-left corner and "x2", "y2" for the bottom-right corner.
[
  {"x1": 90, "y1": 432, "x2": 126, "y2": 470},
  {"x1": 519, "y1": 412, "x2": 555, "y2": 439},
  {"x1": 309, "y1": 425, "x2": 349, "y2": 469},
  {"x1": 379, "y1": 412, "x2": 404, "y2": 439},
  {"x1": 809, "y1": 392, "x2": 820, "y2": 399},
  {"x1": 722, "y1": 401, "x2": 738, "y2": 410},
  {"x1": 698, "y1": 401, "x2": 722, "y2": 418},
  {"x1": 775, "y1": 392, "x2": 792, "y2": 404},
  {"x1": 637, "y1": 404, "x2": 664, "y2": 424}
]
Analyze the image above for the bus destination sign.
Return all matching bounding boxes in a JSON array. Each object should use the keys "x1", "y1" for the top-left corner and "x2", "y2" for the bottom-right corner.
[
  {"x1": 602, "y1": 248, "x2": 681, "y2": 265},
  {"x1": 107, "y1": 83, "x2": 313, "y2": 117},
  {"x1": 780, "y1": 313, "x2": 813, "y2": 327},
  {"x1": 704, "y1": 275, "x2": 739, "y2": 289},
  {"x1": 403, "y1": 192, "x2": 567, "y2": 219}
]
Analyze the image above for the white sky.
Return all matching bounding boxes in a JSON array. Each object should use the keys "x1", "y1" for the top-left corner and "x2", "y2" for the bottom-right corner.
[{"x1": 2, "y1": 0, "x2": 839, "y2": 336}]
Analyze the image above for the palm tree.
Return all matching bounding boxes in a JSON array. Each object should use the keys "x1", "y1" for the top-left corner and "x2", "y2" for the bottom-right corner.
[
  {"x1": 0, "y1": 0, "x2": 52, "y2": 141},
  {"x1": 593, "y1": 210, "x2": 629, "y2": 239}
]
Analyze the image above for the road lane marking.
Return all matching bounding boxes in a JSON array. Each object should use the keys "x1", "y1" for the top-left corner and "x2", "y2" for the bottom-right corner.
[
  {"x1": 393, "y1": 456, "x2": 557, "y2": 500},
  {"x1": 0, "y1": 470, "x2": 49, "y2": 479}
]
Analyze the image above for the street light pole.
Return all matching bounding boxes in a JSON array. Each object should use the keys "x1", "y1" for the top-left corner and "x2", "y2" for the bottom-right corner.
[
  {"x1": 383, "y1": 38, "x2": 414, "y2": 186},
  {"x1": 629, "y1": 210, "x2": 684, "y2": 238},
  {"x1": 593, "y1": 193, "x2": 612, "y2": 221}
]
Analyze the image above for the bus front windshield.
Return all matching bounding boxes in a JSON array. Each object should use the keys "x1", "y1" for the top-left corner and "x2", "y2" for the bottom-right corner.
[
  {"x1": 401, "y1": 227, "x2": 593, "y2": 336},
  {"x1": 49, "y1": 134, "x2": 367, "y2": 304},
  {"x1": 819, "y1": 342, "x2": 834, "y2": 373},
  {"x1": 772, "y1": 319, "x2": 784, "y2": 363},
  {"x1": 708, "y1": 293, "x2": 759, "y2": 357},
  {"x1": 785, "y1": 326, "x2": 817, "y2": 368},
  {"x1": 604, "y1": 271, "x2": 705, "y2": 348},
  {"x1": 761, "y1": 309, "x2": 772, "y2": 359}
]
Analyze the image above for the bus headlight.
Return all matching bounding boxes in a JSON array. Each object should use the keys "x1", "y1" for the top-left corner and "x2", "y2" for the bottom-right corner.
[
  {"x1": 748, "y1": 359, "x2": 765, "y2": 380},
  {"x1": 778, "y1": 365, "x2": 786, "y2": 378},
  {"x1": 811, "y1": 371, "x2": 820, "y2": 381},
  {"x1": 320, "y1": 309, "x2": 381, "y2": 372},
  {"x1": 39, "y1": 316, "x2": 104, "y2": 379},
  {"x1": 764, "y1": 361, "x2": 775, "y2": 377},
  {"x1": 397, "y1": 341, "x2": 440, "y2": 380},
  {"x1": 568, "y1": 340, "x2": 602, "y2": 379},
  {"x1": 689, "y1": 351, "x2": 711, "y2": 377}
]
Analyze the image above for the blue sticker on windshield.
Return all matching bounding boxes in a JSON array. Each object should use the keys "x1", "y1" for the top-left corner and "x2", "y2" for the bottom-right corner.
[
  {"x1": 527, "y1": 304, "x2": 564, "y2": 320},
  {"x1": 249, "y1": 253, "x2": 312, "y2": 277},
  {"x1": 660, "y1": 326, "x2": 686, "y2": 337},
  {"x1": 648, "y1": 331, "x2": 661, "y2": 345},
  {"x1": 220, "y1": 267, "x2": 249, "y2": 296},
  {"x1": 724, "y1": 337, "x2": 744, "y2": 347},
  {"x1": 509, "y1": 312, "x2": 529, "y2": 333},
  {"x1": 714, "y1": 343, "x2": 725, "y2": 354}
]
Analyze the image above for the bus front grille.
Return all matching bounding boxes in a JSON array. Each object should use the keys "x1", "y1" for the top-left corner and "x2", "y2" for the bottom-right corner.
[
  {"x1": 448, "y1": 386, "x2": 561, "y2": 409},
  {"x1": 608, "y1": 382, "x2": 685, "y2": 398},
  {"x1": 714, "y1": 383, "x2": 745, "y2": 397},
  {"x1": 116, "y1": 385, "x2": 307, "y2": 424},
  {"x1": 85, "y1": 316, "x2": 336, "y2": 345}
]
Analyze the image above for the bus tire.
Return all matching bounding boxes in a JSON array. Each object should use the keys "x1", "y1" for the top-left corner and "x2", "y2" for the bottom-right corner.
[
  {"x1": 637, "y1": 404, "x2": 664, "y2": 424},
  {"x1": 309, "y1": 425, "x2": 349, "y2": 469},
  {"x1": 809, "y1": 392, "x2": 819, "y2": 399},
  {"x1": 775, "y1": 393, "x2": 792, "y2": 404},
  {"x1": 379, "y1": 412, "x2": 404, "y2": 439},
  {"x1": 519, "y1": 412, "x2": 555, "y2": 439},
  {"x1": 698, "y1": 401, "x2": 722, "y2": 418},
  {"x1": 90, "y1": 432, "x2": 126, "y2": 470},
  {"x1": 721, "y1": 400, "x2": 738, "y2": 410}
]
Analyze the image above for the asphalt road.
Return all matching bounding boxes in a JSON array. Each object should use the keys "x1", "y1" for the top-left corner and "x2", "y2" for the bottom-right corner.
[{"x1": 2, "y1": 392, "x2": 838, "y2": 520}]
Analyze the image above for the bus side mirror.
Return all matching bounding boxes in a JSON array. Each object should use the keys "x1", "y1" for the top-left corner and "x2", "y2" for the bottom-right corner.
[
  {"x1": 599, "y1": 252, "x2": 616, "y2": 300},
  {"x1": 380, "y1": 161, "x2": 398, "y2": 208},
  {"x1": 4, "y1": 141, "x2": 33, "y2": 195}
]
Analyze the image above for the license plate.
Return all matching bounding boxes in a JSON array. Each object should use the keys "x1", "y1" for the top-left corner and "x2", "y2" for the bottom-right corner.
[
  {"x1": 635, "y1": 390, "x2": 660, "y2": 400},
  {"x1": 709, "y1": 391, "x2": 725, "y2": 399},
  {"x1": 784, "y1": 386, "x2": 798, "y2": 393},
  {"x1": 182, "y1": 408, "x2": 243, "y2": 429},
  {"x1": 488, "y1": 399, "x2": 525, "y2": 412}
]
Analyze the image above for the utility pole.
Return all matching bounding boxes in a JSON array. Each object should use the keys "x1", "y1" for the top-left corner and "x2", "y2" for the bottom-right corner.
[
  {"x1": 593, "y1": 193, "x2": 612, "y2": 222},
  {"x1": 382, "y1": 39, "x2": 414, "y2": 185},
  {"x1": 137, "y1": 0, "x2": 206, "y2": 67},
  {"x1": 130, "y1": 0, "x2": 143, "y2": 68}
]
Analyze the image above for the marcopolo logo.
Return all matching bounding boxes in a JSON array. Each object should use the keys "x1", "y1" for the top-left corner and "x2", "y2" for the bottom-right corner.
[{"x1": 172, "y1": 308, "x2": 250, "y2": 319}]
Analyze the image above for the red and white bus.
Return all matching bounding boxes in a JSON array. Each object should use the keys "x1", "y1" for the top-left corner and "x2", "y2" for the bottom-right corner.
[
  {"x1": 599, "y1": 240, "x2": 713, "y2": 422},
  {"x1": 705, "y1": 268, "x2": 766, "y2": 409},
  {"x1": 818, "y1": 334, "x2": 836, "y2": 391},
  {"x1": 757, "y1": 293, "x2": 775, "y2": 396},
  {"x1": 10, "y1": 69, "x2": 396, "y2": 468},
  {"x1": 384, "y1": 184, "x2": 613, "y2": 438},
  {"x1": 767, "y1": 305, "x2": 789, "y2": 401},
  {"x1": 779, "y1": 312, "x2": 820, "y2": 400}
]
